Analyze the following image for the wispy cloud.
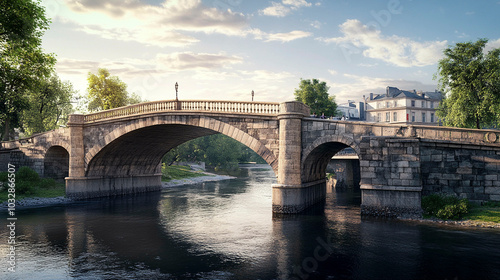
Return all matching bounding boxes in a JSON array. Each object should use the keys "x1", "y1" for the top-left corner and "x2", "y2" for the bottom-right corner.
[
  {"x1": 264, "y1": 30, "x2": 312, "y2": 42},
  {"x1": 259, "y1": 0, "x2": 312, "y2": 17},
  {"x1": 317, "y1": 19, "x2": 447, "y2": 67},
  {"x1": 59, "y1": 0, "x2": 248, "y2": 47}
]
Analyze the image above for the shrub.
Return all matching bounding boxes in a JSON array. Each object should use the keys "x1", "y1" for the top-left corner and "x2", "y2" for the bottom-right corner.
[
  {"x1": 16, "y1": 166, "x2": 40, "y2": 182},
  {"x1": 15, "y1": 180, "x2": 35, "y2": 195},
  {"x1": 0, "y1": 171, "x2": 8, "y2": 183},
  {"x1": 39, "y1": 178, "x2": 57, "y2": 189},
  {"x1": 422, "y1": 194, "x2": 470, "y2": 220}
]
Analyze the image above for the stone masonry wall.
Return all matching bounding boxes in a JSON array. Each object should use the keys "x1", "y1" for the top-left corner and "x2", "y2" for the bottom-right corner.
[{"x1": 420, "y1": 140, "x2": 500, "y2": 203}]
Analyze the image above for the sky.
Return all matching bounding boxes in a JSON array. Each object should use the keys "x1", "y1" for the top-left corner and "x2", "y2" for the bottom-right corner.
[{"x1": 39, "y1": 0, "x2": 500, "y2": 108}]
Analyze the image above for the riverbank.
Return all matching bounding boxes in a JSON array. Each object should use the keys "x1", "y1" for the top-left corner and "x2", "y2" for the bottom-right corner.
[{"x1": 399, "y1": 216, "x2": 500, "y2": 229}]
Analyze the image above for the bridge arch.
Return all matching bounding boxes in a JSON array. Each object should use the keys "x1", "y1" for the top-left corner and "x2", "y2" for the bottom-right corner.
[
  {"x1": 301, "y1": 135, "x2": 360, "y2": 183},
  {"x1": 44, "y1": 145, "x2": 69, "y2": 181},
  {"x1": 84, "y1": 114, "x2": 278, "y2": 178}
]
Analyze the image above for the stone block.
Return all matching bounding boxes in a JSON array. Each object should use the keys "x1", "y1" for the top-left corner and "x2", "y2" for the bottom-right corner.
[
  {"x1": 485, "y1": 187, "x2": 500, "y2": 195},
  {"x1": 485, "y1": 174, "x2": 498, "y2": 181}
]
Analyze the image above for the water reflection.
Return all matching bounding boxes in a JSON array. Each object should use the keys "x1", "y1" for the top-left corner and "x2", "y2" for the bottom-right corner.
[{"x1": 1, "y1": 165, "x2": 500, "y2": 280}]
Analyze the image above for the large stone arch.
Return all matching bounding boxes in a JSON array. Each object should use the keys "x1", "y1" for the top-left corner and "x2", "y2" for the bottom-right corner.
[
  {"x1": 301, "y1": 135, "x2": 360, "y2": 183},
  {"x1": 84, "y1": 114, "x2": 278, "y2": 177}
]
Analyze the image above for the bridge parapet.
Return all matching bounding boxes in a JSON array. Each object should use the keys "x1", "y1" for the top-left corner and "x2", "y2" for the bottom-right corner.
[{"x1": 84, "y1": 100, "x2": 281, "y2": 123}]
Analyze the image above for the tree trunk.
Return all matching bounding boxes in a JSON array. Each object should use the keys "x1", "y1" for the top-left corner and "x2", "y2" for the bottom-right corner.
[{"x1": 2, "y1": 117, "x2": 10, "y2": 141}]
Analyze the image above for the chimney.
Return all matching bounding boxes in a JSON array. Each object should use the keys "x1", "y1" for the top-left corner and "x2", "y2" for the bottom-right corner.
[
  {"x1": 422, "y1": 93, "x2": 425, "y2": 99},
  {"x1": 370, "y1": 92, "x2": 373, "y2": 100}
]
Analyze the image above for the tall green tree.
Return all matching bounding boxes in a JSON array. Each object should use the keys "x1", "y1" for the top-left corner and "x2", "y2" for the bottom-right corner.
[
  {"x1": 0, "y1": 0, "x2": 55, "y2": 140},
  {"x1": 294, "y1": 78, "x2": 338, "y2": 117},
  {"x1": 21, "y1": 75, "x2": 75, "y2": 136},
  {"x1": 87, "y1": 68, "x2": 129, "y2": 112},
  {"x1": 435, "y1": 39, "x2": 500, "y2": 129}
]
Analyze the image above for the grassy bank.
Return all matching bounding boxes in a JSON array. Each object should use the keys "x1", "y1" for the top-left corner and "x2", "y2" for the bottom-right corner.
[
  {"x1": 161, "y1": 164, "x2": 208, "y2": 182},
  {"x1": 464, "y1": 202, "x2": 500, "y2": 223},
  {"x1": 0, "y1": 166, "x2": 66, "y2": 203},
  {"x1": 422, "y1": 194, "x2": 500, "y2": 225}
]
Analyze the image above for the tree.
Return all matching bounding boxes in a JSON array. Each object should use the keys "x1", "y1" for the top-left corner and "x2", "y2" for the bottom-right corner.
[
  {"x1": 21, "y1": 75, "x2": 75, "y2": 136},
  {"x1": 435, "y1": 39, "x2": 500, "y2": 129},
  {"x1": 87, "y1": 68, "x2": 129, "y2": 111},
  {"x1": 163, "y1": 134, "x2": 265, "y2": 170},
  {"x1": 294, "y1": 78, "x2": 338, "y2": 117},
  {"x1": 0, "y1": 0, "x2": 55, "y2": 140}
]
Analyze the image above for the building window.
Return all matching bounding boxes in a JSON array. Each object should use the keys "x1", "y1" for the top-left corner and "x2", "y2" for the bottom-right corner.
[
  {"x1": 386, "y1": 112, "x2": 390, "y2": 122},
  {"x1": 411, "y1": 100, "x2": 415, "y2": 107},
  {"x1": 411, "y1": 112, "x2": 415, "y2": 122},
  {"x1": 377, "y1": 113, "x2": 381, "y2": 122},
  {"x1": 421, "y1": 101, "x2": 424, "y2": 108},
  {"x1": 393, "y1": 112, "x2": 397, "y2": 122},
  {"x1": 422, "y1": 112, "x2": 426, "y2": 122},
  {"x1": 430, "y1": 102, "x2": 434, "y2": 109},
  {"x1": 386, "y1": 101, "x2": 390, "y2": 108},
  {"x1": 393, "y1": 101, "x2": 397, "y2": 107},
  {"x1": 431, "y1": 113, "x2": 434, "y2": 122}
]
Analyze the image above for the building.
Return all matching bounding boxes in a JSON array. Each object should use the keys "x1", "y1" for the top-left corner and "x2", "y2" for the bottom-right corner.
[
  {"x1": 337, "y1": 100, "x2": 365, "y2": 120},
  {"x1": 365, "y1": 86, "x2": 442, "y2": 125}
]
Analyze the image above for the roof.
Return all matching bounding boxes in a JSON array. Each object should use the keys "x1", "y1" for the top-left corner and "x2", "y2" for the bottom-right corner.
[{"x1": 371, "y1": 87, "x2": 442, "y2": 101}]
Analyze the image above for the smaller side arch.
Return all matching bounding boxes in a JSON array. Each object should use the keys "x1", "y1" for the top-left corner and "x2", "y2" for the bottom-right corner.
[
  {"x1": 44, "y1": 145, "x2": 70, "y2": 181},
  {"x1": 301, "y1": 135, "x2": 359, "y2": 183}
]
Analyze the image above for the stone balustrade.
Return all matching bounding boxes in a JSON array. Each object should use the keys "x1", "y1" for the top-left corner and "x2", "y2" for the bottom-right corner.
[{"x1": 84, "y1": 100, "x2": 281, "y2": 123}]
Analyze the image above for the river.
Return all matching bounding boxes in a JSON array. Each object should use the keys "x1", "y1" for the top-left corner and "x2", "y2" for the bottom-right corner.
[{"x1": 1, "y1": 165, "x2": 500, "y2": 279}]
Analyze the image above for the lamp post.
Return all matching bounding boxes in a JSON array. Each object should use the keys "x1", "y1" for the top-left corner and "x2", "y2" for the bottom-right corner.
[
  {"x1": 175, "y1": 82, "x2": 178, "y2": 100},
  {"x1": 251, "y1": 90, "x2": 254, "y2": 102}
]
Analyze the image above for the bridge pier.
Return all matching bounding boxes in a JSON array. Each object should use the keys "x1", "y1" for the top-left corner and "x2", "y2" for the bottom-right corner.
[
  {"x1": 272, "y1": 102, "x2": 325, "y2": 213},
  {"x1": 65, "y1": 175, "x2": 162, "y2": 199}
]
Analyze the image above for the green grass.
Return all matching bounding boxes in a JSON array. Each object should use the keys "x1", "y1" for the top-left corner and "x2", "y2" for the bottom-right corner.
[
  {"x1": 463, "y1": 205, "x2": 500, "y2": 223},
  {"x1": 161, "y1": 165, "x2": 208, "y2": 182},
  {"x1": 0, "y1": 182, "x2": 65, "y2": 203}
]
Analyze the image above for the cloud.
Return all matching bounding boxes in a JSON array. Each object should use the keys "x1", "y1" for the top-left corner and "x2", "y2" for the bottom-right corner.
[
  {"x1": 486, "y1": 38, "x2": 500, "y2": 52},
  {"x1": 264, "y1": 30, "x2": 312, "y2": 42},
  {"x1": 259, "y1": 2, "x2": 290, "y2": 17},
  {"x1": 317, "y1": 19, "x2": 447, "y2": 67},
  {"x1": 59, "y1": 0, "x2": 248, "y2": 47},
  {"x1": 157, "y1": 52, "x2": 243, "y2": 70},
  {"x1": 260, "y1": 0, "x2": 312, "y2": 17}
]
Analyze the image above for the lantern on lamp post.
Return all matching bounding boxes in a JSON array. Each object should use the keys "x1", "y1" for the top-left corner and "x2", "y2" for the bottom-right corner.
[{"x1": 251, "y1": 90, "x2": 254, "y2": 102}]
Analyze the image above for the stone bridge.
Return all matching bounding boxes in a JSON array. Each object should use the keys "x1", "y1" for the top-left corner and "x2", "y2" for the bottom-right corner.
[{"x1": 2, "y1": 100, "x2": 500, "y2": 216}]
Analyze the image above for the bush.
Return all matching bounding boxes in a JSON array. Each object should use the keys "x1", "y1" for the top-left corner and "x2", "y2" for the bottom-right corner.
[
  {"x1": 17, "y1": 166, "x2": 40, "y2": 182},
  {"x1": 15, "y1": 180, "x2": 35, "y2": 195},
  {"x1": 39, "y1": 178, "x2": 57, "y2": 189},
  {"x1": 0, "y1": 171, "x2": 8, "y2": 183},
  {"x1": 422, "y1": 194, "x2": 470, "y2": 220}
]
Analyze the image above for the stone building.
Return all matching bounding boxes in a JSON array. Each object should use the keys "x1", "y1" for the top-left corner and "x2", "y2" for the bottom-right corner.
[{"x1": 366, "y1": 86, "x2": 442, "y2": 125}]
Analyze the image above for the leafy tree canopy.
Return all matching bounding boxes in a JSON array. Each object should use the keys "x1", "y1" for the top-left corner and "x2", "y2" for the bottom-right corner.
[
  {"x1": 0, "y1": 0, "x2": 55, "y2": 140},
  {"x1": 86, "y1": 68, "x2": 144, "y2": 112},
  {"x1": 21, "y1": 75, "x2": 75, "y2": 136},
  {"x1": 435, "y1": 39, "x2": 500, "y2": 129},
  {"x1": 163, "y1": 134, "x2": 266, "y2": 171},
  {"x1": 294, "y1": 78, "x2": 338, "y2": 117}
]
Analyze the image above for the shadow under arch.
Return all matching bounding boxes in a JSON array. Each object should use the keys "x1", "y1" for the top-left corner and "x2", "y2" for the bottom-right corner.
[
  {"x1": 85, "y1": 123, "x2": 278, "y2": 179},
  {"x1": 44, "y1": 145, "x2": 69, "y2": 181},
  {"x1": 301, "y1": 135, "x2": 360, "y2": 184}
]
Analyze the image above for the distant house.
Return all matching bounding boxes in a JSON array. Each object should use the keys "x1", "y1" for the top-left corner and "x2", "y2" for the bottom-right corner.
[
  {"x1": 337, "y1": 100, "x2": 364, "y2": 120},
  {"x1": 365, "y1": 86, "x2": 443, "y2": 125}
]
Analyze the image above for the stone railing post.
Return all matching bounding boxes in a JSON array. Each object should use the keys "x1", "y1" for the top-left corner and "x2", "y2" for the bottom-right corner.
[
  {"x1": 272, "y1": 101, "x2": 313, "y2": 213},
  {"x1": 67, "y1": 114, "x2": 85, "y2": 177}
]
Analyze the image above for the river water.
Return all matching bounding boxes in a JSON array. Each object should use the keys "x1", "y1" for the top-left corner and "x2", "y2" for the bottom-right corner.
[{"x1": 1, "y1": 165, "x2": 500, "y2": 280}]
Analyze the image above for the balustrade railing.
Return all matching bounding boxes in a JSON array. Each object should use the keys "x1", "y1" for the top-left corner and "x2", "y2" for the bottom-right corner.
[{"x1": 83, "y1": 100, "x2": 280, "y2": 123}]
